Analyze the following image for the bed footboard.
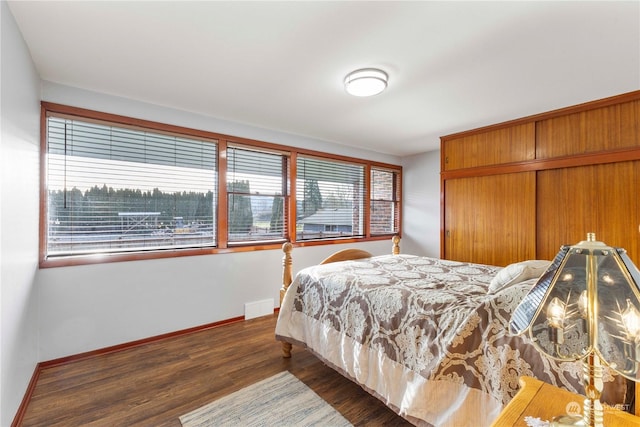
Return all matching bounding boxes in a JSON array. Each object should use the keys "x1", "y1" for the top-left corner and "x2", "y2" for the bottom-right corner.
[{"x1": 278, "y1": 236, "x2": 400, "y2": 358}]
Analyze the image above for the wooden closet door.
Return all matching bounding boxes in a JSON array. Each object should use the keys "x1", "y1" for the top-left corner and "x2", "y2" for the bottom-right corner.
[
  {"x1": 444, "y1": 171, "x2": 536, "y2": 266},
  {"x1": 537, "y1": 160, "x2": 640, "y2": 265}
]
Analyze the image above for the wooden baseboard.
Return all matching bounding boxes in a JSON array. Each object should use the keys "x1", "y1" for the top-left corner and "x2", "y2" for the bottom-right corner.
[
  {"x1": 11, "y1": 362, "x2": 42, "y2": 427},
  {"x1": 11, "y1": 311, "x2": 280, "y2": 426},
  {"x1": 40, "y1": 315, "x2": 246, "y2": 369}
]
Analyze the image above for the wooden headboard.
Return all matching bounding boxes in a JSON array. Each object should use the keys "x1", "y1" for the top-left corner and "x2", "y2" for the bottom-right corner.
[{"x1": 440, "y1": 90, "x2": 640, "y2": 268}]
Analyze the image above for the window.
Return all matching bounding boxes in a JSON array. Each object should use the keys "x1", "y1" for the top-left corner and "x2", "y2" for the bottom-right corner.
[
  {"x1": 370, "y1": 167, "x2": 401, "y2": 235},
  {"x1": 226, "y1": 146, "x2": 288, "y2": 244},
  {"x1": 45, "y1": 115, "x2": 217, "y2": 257},
  {"x1": 41, "y1": 103, "x2": 402, "y2": 266},
  {"x1": 296, "y1": 156, "x2": 365, "y2": 241}
]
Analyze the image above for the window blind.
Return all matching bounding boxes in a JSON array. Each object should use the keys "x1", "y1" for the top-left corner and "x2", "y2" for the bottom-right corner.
[
  {"x1": 296, "y1": 156, "x2": 365, "y2": 241},
  {"x1": 226, "y1": 146, "x2": 288, "y2": 243},
  {"x1": 370, "y1": 167, "x2": 400, "y2": 235},
  {"x1": 46, "y1": 116, "x2": 218, "y2": 257}
]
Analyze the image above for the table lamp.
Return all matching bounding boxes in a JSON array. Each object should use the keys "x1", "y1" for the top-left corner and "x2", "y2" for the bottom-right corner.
[{"x1": 510, "y1": 233, "x2": 640, "y2": 427}]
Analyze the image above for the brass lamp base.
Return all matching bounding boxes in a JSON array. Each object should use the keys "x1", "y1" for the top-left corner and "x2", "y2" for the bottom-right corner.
[{"x1": 551, "y1": 415, "x2": 586, "y2": 427}]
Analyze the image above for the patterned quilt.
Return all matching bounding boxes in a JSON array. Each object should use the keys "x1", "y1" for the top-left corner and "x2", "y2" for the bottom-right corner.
[{"x1": 275, "y1": 255, "x2": 628, "y2": 426}]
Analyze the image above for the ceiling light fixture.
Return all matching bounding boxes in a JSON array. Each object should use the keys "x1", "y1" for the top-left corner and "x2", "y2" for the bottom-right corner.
[{"x1": 344, "y1": 68, "x2": 388, "y2": 97}]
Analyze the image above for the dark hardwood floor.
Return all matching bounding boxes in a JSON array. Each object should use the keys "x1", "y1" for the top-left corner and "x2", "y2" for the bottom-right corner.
[{"x1": 20, "y1": 314, "x2": 411, "y2": 426}]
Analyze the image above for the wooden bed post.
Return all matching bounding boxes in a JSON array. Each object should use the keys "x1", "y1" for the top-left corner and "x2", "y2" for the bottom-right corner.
[
  {"x1": 280, "y1": 242, "x2": 293, "y2": 358},
  {"x1": 392, "y1": 235, "x2": 400, "y2": 255}
]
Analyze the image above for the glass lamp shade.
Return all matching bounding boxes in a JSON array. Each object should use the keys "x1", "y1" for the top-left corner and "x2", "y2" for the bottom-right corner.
[{"x1": 510, "y1": 233, "x2": 640, "y2": 382}]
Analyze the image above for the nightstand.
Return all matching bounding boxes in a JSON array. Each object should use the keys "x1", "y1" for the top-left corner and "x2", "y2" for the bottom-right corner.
[{"x1": 491, "y1": 376, "x2": 640, "y2": 427}]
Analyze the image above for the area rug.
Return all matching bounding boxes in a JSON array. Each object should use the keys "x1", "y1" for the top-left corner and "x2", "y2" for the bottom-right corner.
[{"x1": 179, "y1": 371, "x2": 353, "y2": 427}]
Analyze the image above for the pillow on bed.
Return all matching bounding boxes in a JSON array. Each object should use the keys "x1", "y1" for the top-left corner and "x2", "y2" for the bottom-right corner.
[{"x1": 488, "y1": 260, "x2": 551, "y2": 293}]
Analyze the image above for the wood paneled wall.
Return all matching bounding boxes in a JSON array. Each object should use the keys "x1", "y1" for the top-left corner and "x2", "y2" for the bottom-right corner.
[
  {"x1": 536, "y1": 100, "x2": 640, "y2": 158},
  {"x1": 441, "y1": 91, "x2": 640, "y2": 267},
  {"x1": 442, "y1": 123, "x2": 536, "y2": 170}
]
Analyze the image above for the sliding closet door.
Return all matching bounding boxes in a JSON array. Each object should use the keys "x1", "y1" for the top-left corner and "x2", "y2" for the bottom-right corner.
[
  {"x1": 444, "y1": 172, "x2": 536, "y2": 267},
  {"x1": 537, "y1": 160, "x2": 640, "y2": 265}
]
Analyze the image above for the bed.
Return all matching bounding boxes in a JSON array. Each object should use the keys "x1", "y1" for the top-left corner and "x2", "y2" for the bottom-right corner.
[{"x1": 275, "y1": 237, "x2": 631, "y2": 426}]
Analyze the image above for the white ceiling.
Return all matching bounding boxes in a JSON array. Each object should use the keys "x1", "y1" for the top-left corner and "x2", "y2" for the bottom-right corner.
[{"x1": 7, "y1": 1, "x2": 640, "y2": 157}]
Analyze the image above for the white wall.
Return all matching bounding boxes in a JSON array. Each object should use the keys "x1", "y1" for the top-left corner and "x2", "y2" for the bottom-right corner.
[
  {"x1": 36, "y1": 239, "x2": 394, "y2": 358},
  {"x1": 0, "y1": 6, "x2": 442, "y2": 422},
  {"x1": 401, "y1": 150, "x2": 441, "y2": 257},
  {"x1": 42, "y1": 82, "x2": 398, "y2": 165},
  {"x1": 37, "y1": 82, "x2": 403, "y2": 361},
  {"x1": 1, "y1": 2, "x2": 42, "y2": 425}
]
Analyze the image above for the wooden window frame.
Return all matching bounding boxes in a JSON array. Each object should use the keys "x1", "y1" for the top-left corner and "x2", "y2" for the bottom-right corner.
[
  {"x1": 370, "y1": 167, "x2": 402, "y2": 236},
  {"x1": 225, "y1": 144, "x2": 290, "y2": 246},
  {"x1": 295, "y1": 154, "x2": 366, "y2": 242},
  {"x1": 40, "y1": 102, "x2": 402, "y2": 267}
]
